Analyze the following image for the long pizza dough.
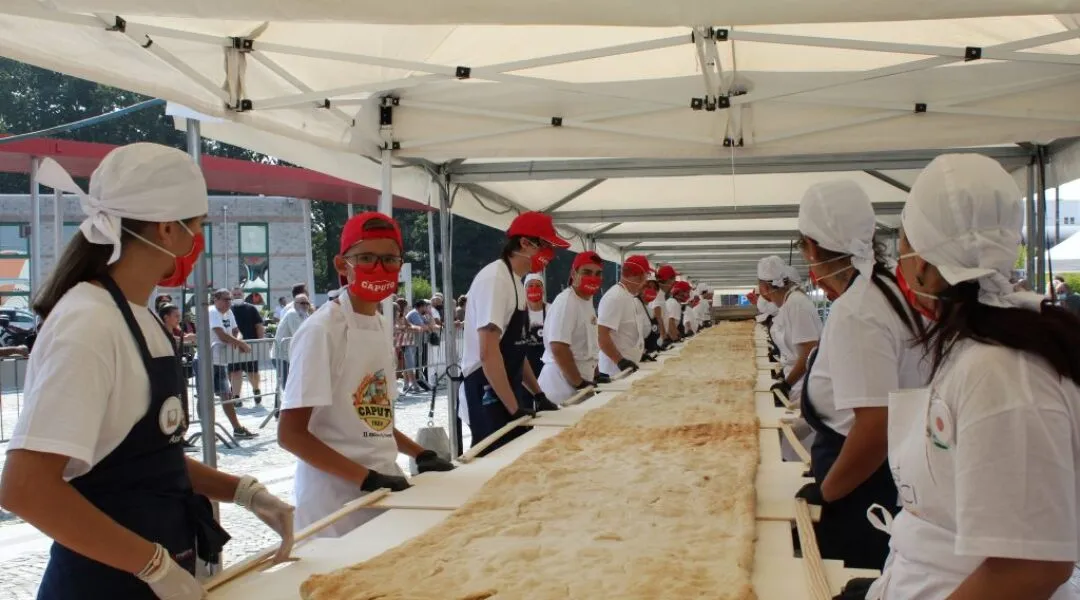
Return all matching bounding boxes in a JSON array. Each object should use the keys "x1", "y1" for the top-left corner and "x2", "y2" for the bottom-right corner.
[{"x1": 301, "y1": 321, "x2": 760, "y2": 600}]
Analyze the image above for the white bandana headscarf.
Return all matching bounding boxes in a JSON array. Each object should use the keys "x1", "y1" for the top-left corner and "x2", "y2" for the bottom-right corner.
[
  {"x1": 36, "y1": 143, "x2": 209, "y2": 265},
  {"x1": 902, "y1": 154, "x2": 1042, "y2": 311},
  {"x1": 798, "y1": 180, "x2": 877, "y2": 280},
  {"x1": 784, "y1": 264, "x2": 802, "y2": 287},
  {"x1": 756, "y1": 255, "x2": 789, "y2": 288},
  {"x1": 524, "y1": 273, "x2": 544, "y2": 286}
]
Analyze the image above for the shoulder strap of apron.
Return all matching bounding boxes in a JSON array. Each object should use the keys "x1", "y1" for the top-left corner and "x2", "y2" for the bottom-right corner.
[{"x1": 96, "y1": 276, "x2": 159, "y2": 372}]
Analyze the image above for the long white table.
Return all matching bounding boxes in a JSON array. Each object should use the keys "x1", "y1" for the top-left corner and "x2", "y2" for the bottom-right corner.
[{"x1": 210, "y1": 334, "x2": 870, "y2": 599}]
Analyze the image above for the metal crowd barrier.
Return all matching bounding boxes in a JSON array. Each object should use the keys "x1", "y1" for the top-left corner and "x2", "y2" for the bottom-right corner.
[
  {"x1": 185, "y1": 337, "x2": 281, "y2": 448},
  {"x1": 394, "y1": 325, "x2": 463, "y2": 396},
  {"x1": 0, "y1": 356, "x2": 28, "y2": 443}
]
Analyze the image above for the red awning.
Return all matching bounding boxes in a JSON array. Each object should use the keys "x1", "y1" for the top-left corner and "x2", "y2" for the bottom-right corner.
[{"x1": 0, "y1": 137, "x2": 431, "y2": 211}]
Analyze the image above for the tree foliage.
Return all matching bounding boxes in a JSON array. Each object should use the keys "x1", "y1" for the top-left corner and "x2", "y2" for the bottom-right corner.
[{"x1": 0, "y1": 58, "x2": 582, "y2": 301}]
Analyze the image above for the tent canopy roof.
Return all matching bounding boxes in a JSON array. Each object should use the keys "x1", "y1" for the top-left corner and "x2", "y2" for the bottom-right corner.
[{"x1": 2, "y1": 2, "x2": 1078, "y2": 279}]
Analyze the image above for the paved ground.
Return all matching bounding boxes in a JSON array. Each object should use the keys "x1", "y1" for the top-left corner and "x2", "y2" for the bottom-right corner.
[{"x1": 0, "y1": 379, "x2": 460, "y2": 599}]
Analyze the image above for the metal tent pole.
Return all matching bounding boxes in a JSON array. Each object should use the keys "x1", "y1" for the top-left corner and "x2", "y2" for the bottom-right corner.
[
  {"x1": 53, "y1": 190, "x2": 63, "y2": 269},
  {"x1": 378, "y1": 149, "x2": 394, "y2": 338},
  {"x1": 437, "y1": 173, "x2": 459, "y2": 458},
  {"x1": 428, "y1": 210, "x2": 437, "y2": 293},
  {"x1": 301, "y1": 199, "x2": 316, "y2": 298},
  {"x1": 187, "y1": 120, "x2": 218, "y2": 477},
  {"x1": 1026, "y1": 162, "x2": 1036, "y2": 280},
  {"x1": 347, "y1": 203, "x2": 354, "y2": 218},
  {"x1": 29, "y1": 158, "x2": 42, "y2": 299},
  {"x1": 1036, "y1": 146, "x2": 1049, "y2": 294}
]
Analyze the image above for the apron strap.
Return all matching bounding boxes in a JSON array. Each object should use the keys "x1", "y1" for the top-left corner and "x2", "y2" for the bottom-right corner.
[
  {"x1": 96, "y1": 275, "x2": 158, "y2": 372},
  {"x1": 866, "y1": 503, "x2": 894, "y2": 535}
]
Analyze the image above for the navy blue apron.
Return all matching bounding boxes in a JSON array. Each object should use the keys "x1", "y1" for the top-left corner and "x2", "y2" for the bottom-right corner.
[
  {"x1": 524, "y1": 306, "x2": 545, "y2": 378},
  {"x1": 463, "y1": 261, "x2": 533, "y2": 457},
  {"x1": 676, "y1": 303, "x2": 687, "y2": 338},
  {"x1": 798, "y1": 275, "x2": 897, "y2": 571},
  {"x1": 37, "y1": 276, "x2": 229, "y2": 599},
  {"x1": 639, "y1": 297, "x2": 660, "y2": 354}
]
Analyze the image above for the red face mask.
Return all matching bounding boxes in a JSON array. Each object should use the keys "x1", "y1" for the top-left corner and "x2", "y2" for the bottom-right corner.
[
  {"x1": 348, "y1": 264, "x2": 398, "y2": 303},
  {"x1": 691, "y1": 297, "x2": 700, "y2": 307},
  {"x1": 526, "y1": 286, "x2": 544, "y2": 304},
  {"x1": 895, "y1": 264, "x2": 937, "y2": 321},
  {"x1": 578, "y1": 275, "x2": 602, "y2": 296},
  {"x1": 158, "y1": 229, "x2": 205, "y2": 288},
  {"x1": 530, "y1": 246, "x2": 555, "y2": 273},
  {"x1": 643, "y1": 288, "x2": 658, "y2": 303}
]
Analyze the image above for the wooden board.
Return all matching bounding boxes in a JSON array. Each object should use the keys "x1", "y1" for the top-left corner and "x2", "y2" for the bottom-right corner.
[
  {"x1": 757, "y1": 391, "x2": 799, "y2": 429},
  {"x1": 529, "y1": 392, "x2": 618, "y2": 427},
  {"x1": 756, "y1": 369, "x2": 776, "y2": 392},
  {"x1": 755, "y1": 521, "x2": 880, "y2": 599},
  {"x1": 373, "y1": 428, "x2": 563, "y2": 510},
  {"x1": 209, "y1": 510, "x2": 451, "y2": 600},
  {"x1": 759, "y1": 430, "x2": 783, "y2": 466},
  {"x1": 595, "y1": 368, "x2": 649, "y2": 391},
  {"x1": 756, "y1": 463, "x2": 818, "y2": 522}
]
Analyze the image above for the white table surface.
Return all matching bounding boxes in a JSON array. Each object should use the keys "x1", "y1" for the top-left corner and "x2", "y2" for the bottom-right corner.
[
  {"x1": 373, "y1": 428, "x2": 562, "y2": 510},
  {"x1": 529, "y1": 391, "x2": 617, "y2": 427}
]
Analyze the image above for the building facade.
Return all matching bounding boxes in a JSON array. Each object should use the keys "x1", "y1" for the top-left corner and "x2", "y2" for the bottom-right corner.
[{"x1": 0, "y1": 194, "x2": 310, "y2": 309}]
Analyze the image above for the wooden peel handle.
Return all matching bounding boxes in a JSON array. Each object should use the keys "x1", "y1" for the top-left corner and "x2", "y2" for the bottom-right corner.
[
  {"x1": 458, "y1": 415, "x2": 532, "y2": 464},
  {"x1": 205, "y1": 488, "x2": 392, "y2": 592}
]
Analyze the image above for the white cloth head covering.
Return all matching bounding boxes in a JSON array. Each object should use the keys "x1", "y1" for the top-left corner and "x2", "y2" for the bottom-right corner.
[
  {"x1": 524, "y1": 273, "x2": 544, "y2": 286},
  {"x1": 756, "y1": 255, "x2": 789, "y2": 287},
  {"x1": 784, "y1": 264, "x2": 802, "y2": 286},
  {"x1": 902, "y1": 153, "x2": 1042, "y2": 311},
  {"x1": 35, "y1": 143, "x2": 209, "y2": 265},
  {"x1": 798, "y1": 180, "x2": 877, "y2": 280}
]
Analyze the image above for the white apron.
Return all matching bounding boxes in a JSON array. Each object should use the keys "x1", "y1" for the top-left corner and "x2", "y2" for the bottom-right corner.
[
  {"x1": 293, "y1": 291, "x2": 403, "y2": 539},
  {"x1": 869, "y1": 388, "x2": 1080, "y2": 599}
]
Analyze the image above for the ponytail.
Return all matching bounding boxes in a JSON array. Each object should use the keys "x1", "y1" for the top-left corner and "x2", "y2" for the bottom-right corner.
[
  {"x1": 32, "y1": 219, "x2": 151, "y2": 322},
  {"x1": 868, "y1": 261, "x2": 926, "y2": 341},
  {"x1": 920, "y1": 282, "x2": 1080, "y2": 385}
]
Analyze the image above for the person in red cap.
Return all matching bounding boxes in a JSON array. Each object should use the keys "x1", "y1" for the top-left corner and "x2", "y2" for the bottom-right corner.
[
  {"x1": 597, "y1": 254, "x2": 654, "y2": 380},
  {"x1": 537, "y1": 251, "x2": 604, "y2": 404},
  {"x1": 654, "y1": 264, "x2": 679, "y2": 346},
  {"x1": 458, "y1": 211, "x2": 569, "y2": 455},
  {"x1": 666, "y1": 280, "x2": 693, "y2": 342},
  {"x1": 638, "y1": 277, "x2": 663, "y2": 357},
  {"x1": 278, "y1": 212, "x2": 454, "y2": 539},
  {"x1": 522, "y1": 273, "x2": 547, "y2": 379}
]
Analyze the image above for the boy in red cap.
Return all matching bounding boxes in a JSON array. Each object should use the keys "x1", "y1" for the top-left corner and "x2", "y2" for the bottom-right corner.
[
  {"x1": 537, "y1": 251, "x2": 604, "y2": 404},
  {"x1": 667, "y1": 280, "x2": 692, "y2": 342},
  {"x1": 653, "y1": 264, "x2": 679, "y2": 346},
  {"x1": 597, "y1": 254, "x2": 654, "y2": 380},
  {"x1": 278, "y1": 212, "x2": 454, "y2": 538},
  {"x1": 459, "y1": 212, "x2": 569, "y2": 454}
]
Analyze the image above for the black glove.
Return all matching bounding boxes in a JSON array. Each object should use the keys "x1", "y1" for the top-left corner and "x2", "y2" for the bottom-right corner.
[
  {"x1": 658, "y1": 339, "x2": 671, "y2": 351},
  {"x1": 833, "y1": 578, "x2": 877, "y2": 600},
  {"x1": 771, "y1": 379, "x2": 792, "y2": 397},
  {"x1": 795, "y1": 482, "x2": 825, "y2": 505},
  {"x1": 533, "y1": 393, "x2": 560, "y2": 412},
  {"x1": 617, "y1": 358, "x2": 639, "y2": 373},
  {"x1": 361, "y1": 470, "x2": 411, "y2": 492},
  {"x1": 640, "y1": 353, "x2": 657, "y2": 362},
  {"x1": 595, "y1": 373, "x2": 612, "y2": 385},
  {"x1": 415, "y1": 450, "x2": 455, "y2": 473},
  {"x1": 574, "y1": 380, "x2": 595, "y2": 390},
  {"x1": 510, "y1": 405, "x2": 536, "y2": 420}
]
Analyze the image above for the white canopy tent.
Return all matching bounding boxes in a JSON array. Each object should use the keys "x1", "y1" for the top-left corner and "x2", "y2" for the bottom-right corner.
[
  {"x1": 1050, "y1": 230, "x2": 1080, "y2": 273},
  {"x1": 4, "y1": 1, "x2": 1080, "y2": 454}
]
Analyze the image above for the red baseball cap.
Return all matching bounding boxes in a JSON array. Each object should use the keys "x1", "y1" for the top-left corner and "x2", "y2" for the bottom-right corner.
[
  {"x1": 622, "y1": 255, "x2": 654, "y2": 276},
  {"x1": 672, "y1": 281, "x2": 692, "y2": 295},
  {"x1": 571, "y1": 251, "x2": 603, "y2": 271},
  {"x1": 340, "y1": 212, "x2": 403, "y2": 254},
  {"x1": 507, "y1": 212, "x2": 571, "y2": 248},
  {"x1": 656, "y1": 265, "x2": 679, "y2": 281}
]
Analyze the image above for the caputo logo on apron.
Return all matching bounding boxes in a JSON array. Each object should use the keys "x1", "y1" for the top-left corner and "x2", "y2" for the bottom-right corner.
[{"x1": 352, "y1": 369, "x2": 394, "y2": 431}]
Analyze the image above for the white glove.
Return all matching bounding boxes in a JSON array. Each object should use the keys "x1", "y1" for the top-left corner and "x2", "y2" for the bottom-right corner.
[
  {"x1": 234, "y1": 476, "x2": 295, "y2": 563},
  {"x1": 249, "y1": 489, "x2": 295, "y2": 563},
  {"x1": 137, "y1": 544, "x2": 206, "y2": 600}
]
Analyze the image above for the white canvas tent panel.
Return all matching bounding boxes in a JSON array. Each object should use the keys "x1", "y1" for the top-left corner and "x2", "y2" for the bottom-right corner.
[
  {"x1": 1050, "y1": 231, "x2": 1080, "y2": 272},
  {"x1": 31, "y1": 0, "x2": 1080, "y2": 26}
]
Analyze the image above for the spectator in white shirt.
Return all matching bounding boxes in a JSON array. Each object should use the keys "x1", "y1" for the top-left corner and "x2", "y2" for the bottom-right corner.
[{"x1": 209, "y1": 289, "x2": 257, "y2": 440}]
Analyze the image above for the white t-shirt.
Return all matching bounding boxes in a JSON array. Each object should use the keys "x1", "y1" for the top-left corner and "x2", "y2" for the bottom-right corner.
[
  {"x1": 209, "y1": 305, "x2": 238, "y2": 365},
  {"x1": 461, "y1": 260, "x2": 526, "y2": 378},
  {"x1": 805, "y1": 275, "x2": 930, "y2": 435},
  {"x1": 664, "y1": 297, "x2": 682, "y2": 332},
  {"x1": 539, "y1": 289, "x2": 599, "y2": 402},
  {"x1": 597, "y1": 284, "x2": 644, "y2": 376},
  {"x1": 884, "y1": 341, "x2": 1080, "y2": 598},
  {"x1": 9, "y1": 283, "x2": 176, "y2": 479},
  {"x1": 282, "y1": 292, "x2": 399, "y2": 472},
  {"x1": 459, "y1": 260, "x2": 526, "y2": 424},
  {"x1": 528, "y1": 308, "x2": 545, "y2": 334},
  {"x1": 774, "y1": 289, "x2": 823, "y2": 376}
]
